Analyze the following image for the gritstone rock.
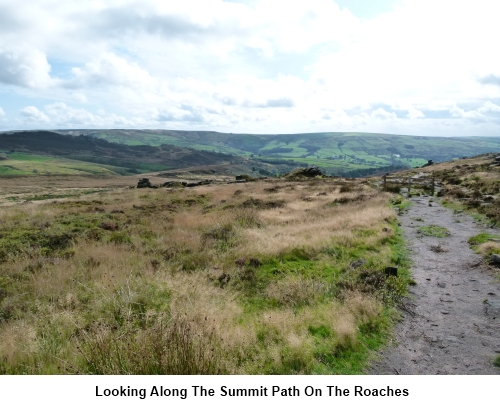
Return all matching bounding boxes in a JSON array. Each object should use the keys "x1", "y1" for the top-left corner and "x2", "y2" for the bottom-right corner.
[{"x1": 137, "y1": 178, "x2": 152, "y2": 188}]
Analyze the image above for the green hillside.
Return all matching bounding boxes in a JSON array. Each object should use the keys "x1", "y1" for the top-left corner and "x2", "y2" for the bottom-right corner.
[
  {"x1": 58, "y1": 130, "x2": 500, "y2": 176},
  {"x1": 0, "y1": 152, "x2": 128, "y2": 176}
]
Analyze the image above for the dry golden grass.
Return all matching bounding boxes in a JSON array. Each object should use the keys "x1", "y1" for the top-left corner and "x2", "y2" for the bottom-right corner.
[
  {"x1": 477, "y1": 241, "x2": 500, "y2": 256},
  {"x1": 0, "y1": 176, "x2": 404, "y2": 374}
]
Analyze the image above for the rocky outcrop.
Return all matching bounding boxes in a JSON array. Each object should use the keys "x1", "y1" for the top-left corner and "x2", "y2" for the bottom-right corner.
[
  {"x1": 137, "y1": 178, "x2": 152, "y2": 188},
  {"x1": 283, "y1": 166, "x2": 326, "y2": 179}
]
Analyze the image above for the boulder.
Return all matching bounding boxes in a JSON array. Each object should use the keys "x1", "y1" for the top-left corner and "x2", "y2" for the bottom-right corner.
[
  {"x1": 384, "y1": 266, "x2": 398, "y2": 277},
  {"x1": 137, "y1": 178, "x2": 152, "y2": 188},
  {"x1": 235, "y1": 174, "x2": 254, "y2": 181},
  {"x1": 491, "y1": 254, "x2": 500, "y2": 265},
  {"x1": 185, "y1": 180, "x2": 212, "y2": 187}
]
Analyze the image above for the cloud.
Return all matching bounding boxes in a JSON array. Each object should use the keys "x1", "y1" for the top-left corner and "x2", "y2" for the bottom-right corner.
[
  {"x1": 479, "y1": 75, "x2": 500, "y2": 86},
  {"x1": 64, "y1": 52, "x2": 154, "y2": 89},
  {"x1": 45, "y1": 102, "x2": 97, "y2": 125},
  {"x1": 71, "y1": 93, "x2": 88, "y2": 103},
  {"x1": 0, "y1": 107, "x2": 5, "y2": 117},
  {"x1": 264, "y1": 98, "x2": 295, "y2": 108},
  {"x1": 370, "y1": 108, "x2": 397, "y2": 121},
  {"x1": 477, "y1": 101, "x2": 500, "y2": 115},
  {"x1": 0, "y1": 48, "x2": 54, "y2": 88},
  {"x1": 42, "y1": 102, "x2": 140, "y2": 127},
  {"x1": 407, "y1": 108, "x2": 424, "y2": 119},
  {"x1": 156, "y1": 105, "x2": 206, "y2": 123},
  {"x1": 0, "y1": 0, "x2": 500, "y2": 135},
  {"x1": 87, "y1": 5, "x2": 239, "y2": 42},
  {"x1": 243, "y1": 97, "x2": 295, "y2": 108},
  {"x1": 20, "y1": 106, "x2": 50, "y2": 122}
]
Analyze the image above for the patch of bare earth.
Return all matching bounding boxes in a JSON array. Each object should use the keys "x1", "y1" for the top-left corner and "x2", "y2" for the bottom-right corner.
[{"x1": 371, "y1": 196, "x2": 500, "y2": 374}]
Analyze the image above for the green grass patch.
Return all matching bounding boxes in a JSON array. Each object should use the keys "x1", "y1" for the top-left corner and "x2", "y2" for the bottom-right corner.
[
  {"x1": 7, "y1": 152, "x2": 55, "y2": 162},
  {"x1": 417, "y1": 225, "x2": 450, "y2": 238},
  {"x1": 0, "y1": 156, "x2": 124, "y2": 176},
  {"x1": 468, "y1": 232, "x2": 499, "y2": 246}
]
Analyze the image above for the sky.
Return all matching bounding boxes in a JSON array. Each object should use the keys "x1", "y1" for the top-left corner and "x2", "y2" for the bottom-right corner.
[{"x1": 0, "y1": 0, "x2": 500, "y2": 136}]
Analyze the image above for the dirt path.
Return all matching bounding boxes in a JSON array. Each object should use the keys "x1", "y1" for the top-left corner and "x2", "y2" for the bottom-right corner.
[{"x1": 371, "y1": 196, "x2": 500, "y2": 374}]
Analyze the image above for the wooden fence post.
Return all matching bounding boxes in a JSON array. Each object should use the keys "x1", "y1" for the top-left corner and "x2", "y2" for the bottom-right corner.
[
  {"x1": 383, "y1": 174, "x2": 387, "y2": 190},
  {"x1": 431, "y1": 177, "x2": 435, "y2": 196},
  {"x1": 408, "y1": 177, "x2": 411, "y2": 195}
]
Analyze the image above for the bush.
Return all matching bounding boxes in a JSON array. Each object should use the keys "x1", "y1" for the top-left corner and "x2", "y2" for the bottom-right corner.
[
  {"x1": 201, "y1": 223, "x2": 237, "y2": 251},
  {"x1": 108, "y1": 231, "x2": 132, "y2": 244}
]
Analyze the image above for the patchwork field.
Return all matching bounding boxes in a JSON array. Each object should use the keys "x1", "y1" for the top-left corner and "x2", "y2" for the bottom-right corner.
[
  {"x1": 59, "y1": 129, "x2": 500, "y2": 176},
  {"x1": 0, "y1": 153, "x2": 127, "y2": 176}
]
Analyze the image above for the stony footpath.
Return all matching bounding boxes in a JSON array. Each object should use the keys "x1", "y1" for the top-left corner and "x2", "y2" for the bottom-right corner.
[{"x1": 371, "y1": 196, "x2": 500, "y2": 374}]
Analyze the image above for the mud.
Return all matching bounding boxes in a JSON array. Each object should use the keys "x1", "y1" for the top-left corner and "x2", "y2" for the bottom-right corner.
[{"x1": 371, "y1": 196, "x2": 500, "y2": 374}]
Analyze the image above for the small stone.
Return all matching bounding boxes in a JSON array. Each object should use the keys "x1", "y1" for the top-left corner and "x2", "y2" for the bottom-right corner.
[
  {"x1": 437, "y1": 282, "x2": 446, "y2": 288},
  {"x1": 491, "y1": 254, "x2": 500, "y2": 264},
  {"x1": 385, "y1": 266, "x2": 398, "y2": 277}
]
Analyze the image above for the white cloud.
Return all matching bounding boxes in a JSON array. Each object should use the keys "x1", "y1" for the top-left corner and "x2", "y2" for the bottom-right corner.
[
  {"x1": 407, "y1": 108, "x2": 424, "y2": 119},
  {"x1": 0, "y1": 47, "x2": 55, "y2": 88},
  {"x1": 65, "y1": 52, "x2": 154, "y2": 89},
  {"x1": 370, "y1": 108, "x2": 397, "y2": 121},
  {"x1": 71, "y1": 93, "x2": 88, "y2": 103},
  {"x1": 477, "y1": 101, "x2": 500, "y2": 115},
  {"x1": 0, "y1": 106, "x2": 5, "y2": 117},
  {"x1": 45, "y1": 102, "x2": 97, "y2": 125},
  {"x1": 20, "y1": 106, "x2": 50, "y2": 122},
  {"x1": 0, "y1": 1, "x2": 500, "y2": 135}
]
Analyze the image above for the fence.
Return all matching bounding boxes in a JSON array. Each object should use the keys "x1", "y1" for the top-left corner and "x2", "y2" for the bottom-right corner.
[{"x1": 381, "y1": 174, "x2": 438, "y2": 195}]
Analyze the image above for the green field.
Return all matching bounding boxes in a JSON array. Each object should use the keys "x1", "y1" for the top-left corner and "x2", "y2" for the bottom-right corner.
[
  {"x1": 0, "y1": 153, "x2": 128, "y2": 176},
  {"x1": 62, "y1": 130, "x2": 500, "y2": 176}
]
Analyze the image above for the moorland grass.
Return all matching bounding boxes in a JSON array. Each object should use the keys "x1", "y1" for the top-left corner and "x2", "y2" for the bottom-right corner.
[{"x1": 0, "y1": 179, "x2": 411, "y2": 374}]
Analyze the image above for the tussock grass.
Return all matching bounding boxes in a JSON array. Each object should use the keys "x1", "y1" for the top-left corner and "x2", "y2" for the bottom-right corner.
[
  {"x1": 477, "y1": 242, "x2": 500, "y2": 256},
  {"x1": 467, "y1": 232, "x2": 500, "y2": 257},
  {"x1": 0, "y1": 178, "x2": 410, "y2": 374}
]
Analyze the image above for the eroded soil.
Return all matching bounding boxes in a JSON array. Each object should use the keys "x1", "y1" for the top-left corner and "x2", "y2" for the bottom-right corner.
[{"x1": 371, "y1": 196, "x2": 500, "y2": 374}]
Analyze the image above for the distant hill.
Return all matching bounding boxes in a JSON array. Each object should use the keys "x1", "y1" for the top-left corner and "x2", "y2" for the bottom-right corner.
[
  {"x1": 0, "y1": 131, "x2": 241, "y2": 174},
  {"x1": 3, "y1": 130, "x2": 500, "y2": 178},
  {"x1": 56, "y1": 129, "x2": 500, "y2": 176}
]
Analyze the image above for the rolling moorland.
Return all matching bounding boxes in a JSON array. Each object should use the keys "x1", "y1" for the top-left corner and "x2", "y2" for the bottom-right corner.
[
  {"x1": 2, "y1": 130, "x2": 500, "y2": 178},
  {"x1": 57, "y1": 129, "x2": 500, "y2": 176},
  {"x1": 0, "y1": 174, "x2": 415, "y2": 374},
  {"x1": 0, "y1": 130, "x2": 499, "y2": 374}
]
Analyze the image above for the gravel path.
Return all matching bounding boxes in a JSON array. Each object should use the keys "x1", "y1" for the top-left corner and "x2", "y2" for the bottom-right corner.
[{"x1": 371, "y1": 196, "x2": 500, "y2": 374}]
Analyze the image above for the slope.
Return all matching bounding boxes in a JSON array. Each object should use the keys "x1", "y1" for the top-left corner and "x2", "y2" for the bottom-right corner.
[{"x1": 57, "y1": 129, "x2": 500, "y2": 176}]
